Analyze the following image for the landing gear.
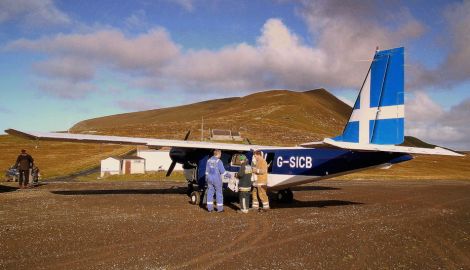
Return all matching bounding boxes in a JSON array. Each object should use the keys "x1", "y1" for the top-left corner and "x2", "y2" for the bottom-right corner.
[
  {"x1": 189, "y1": 191, "x2": 201, "y2": 205},
  {"x1": 276, "y1": 189, "x2": 294, "y2": 203},
  {"x1": 187, "y1": 183, "x2": 194, "y2": 196}
]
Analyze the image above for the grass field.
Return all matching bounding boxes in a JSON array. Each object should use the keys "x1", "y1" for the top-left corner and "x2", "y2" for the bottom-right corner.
[
  {"x1": 0, "y1": 135, "x2": 132, "y2": 179},
  {"x1": 338, "y1": 153, "x2": 470, "y2": 180},
  {"x1": 74, "y1": 171, "x2": 186, "y2": 182}
]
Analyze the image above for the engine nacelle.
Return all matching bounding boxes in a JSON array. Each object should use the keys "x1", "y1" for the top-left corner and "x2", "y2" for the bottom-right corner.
[{"x1": 169, "y1": 147, "x2": 200, "y2": 167}]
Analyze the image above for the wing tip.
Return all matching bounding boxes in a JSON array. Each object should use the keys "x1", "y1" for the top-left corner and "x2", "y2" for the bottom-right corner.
[{"x1": 4, "y1": 129, "x2": 38, "y2": 140}]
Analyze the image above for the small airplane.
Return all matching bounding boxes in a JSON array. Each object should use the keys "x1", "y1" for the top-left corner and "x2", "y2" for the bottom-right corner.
[{"x1": 5, "y1": 47, "x2": 463, "y2": 205}]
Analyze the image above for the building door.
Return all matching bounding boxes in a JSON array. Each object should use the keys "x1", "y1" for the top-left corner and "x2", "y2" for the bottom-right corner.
[{"x1": 125, "y1": 161, "x2": 131, "y2": 174}]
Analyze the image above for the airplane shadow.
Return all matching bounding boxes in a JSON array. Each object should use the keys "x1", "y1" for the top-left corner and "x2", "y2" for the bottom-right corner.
[
  {"x1": 51, "y1": 187, "x2": 187, "y2": 196},
  {"x1": 0, "y1": 184, "x2": 18, "y2": 193},
  {"x1": 290, "y1": 186, "x2": 341, "y2": 191},
  {"x1": 272, "y1": 199, "x2": 363, "y2": 209}
]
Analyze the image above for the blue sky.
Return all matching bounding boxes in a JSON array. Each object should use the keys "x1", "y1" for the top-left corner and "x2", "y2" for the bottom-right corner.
[{"x1": 1, "y1": 0, "x2": 470, "y2": 149}]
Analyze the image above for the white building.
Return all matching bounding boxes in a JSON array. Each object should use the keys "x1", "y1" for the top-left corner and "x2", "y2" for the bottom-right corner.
[
  {"x1": 136, "y1": 148, "x2": 183, "y2": 172},
  {"x1": 121, "y1": 156, "x2": 145, "y2": 174},
  {"x1": 100, "y1": 155, "x2": 146, "y2": 177},
  {"x1": 100, "y1": 157, "x2": 121, "y2": 177}
]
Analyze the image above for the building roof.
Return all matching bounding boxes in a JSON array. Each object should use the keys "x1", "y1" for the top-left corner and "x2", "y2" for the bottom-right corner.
[
  {"x1": 212, "y1": 129, "x2": 231, "y2": 136},
  {"x1": 120, "y1": 155, "x2": 145, "y2": 160},
  {"x1": 106, "y1": 155, "x2": 145, "y2": 160}
]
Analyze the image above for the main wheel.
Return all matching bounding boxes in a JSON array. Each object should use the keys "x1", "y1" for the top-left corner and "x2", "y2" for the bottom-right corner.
[
  {"x1": 277, "y1": 189, "x2": 294, "y2": 203},
  {"x1": 189, "y1": 191, "x2": 201, "y2": 205},
  {"x1": 186, "y1": 183, "x2": 194, "y2": 196}
]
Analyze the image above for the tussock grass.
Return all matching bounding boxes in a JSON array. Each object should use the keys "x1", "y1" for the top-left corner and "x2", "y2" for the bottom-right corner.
[{"x1": 0, "y1": 135, "x2": 132, "y2": 179}]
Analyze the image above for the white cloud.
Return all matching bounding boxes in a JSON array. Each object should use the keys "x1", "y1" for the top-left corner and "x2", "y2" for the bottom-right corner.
[
  {"x1": 8, "y1": 28, "x2": 180, "y2": 98},
  {"x1": 171, "y1": 0, "x2": 194, "y2": 12},
  {"x1": 299, "y1": 0, "x2": 424, "y2": 88},
  {"x1": 33, "y1": 57, "x2": 94, "y2": 82},
  {"x1": 7, "y1": 0, "x2": 427, "y2": 99},
  {"x1": 406, "y1": 92, "x2": 470, "y2": 150},
  {"x1": 124, "y1": 10, "x2": 149, "y2": 30},
  {"x1": 0, "y1": 0, "x2": 70, "y2": 26},
  {"x1": 9, "y1": 28, "x2": 180, "y2": 72},
  {"x1": 406, "y1": 91, "x2": 444, "y2": 121},
  {"x1": 409, "y1": 1, "x2": 470, "y2": 89}
]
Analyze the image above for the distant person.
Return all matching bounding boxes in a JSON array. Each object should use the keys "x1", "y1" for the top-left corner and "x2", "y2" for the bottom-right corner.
[
  {"x1": 15, "y1": 149, "x2": 34, "y2": 189},
  {"x1": 235, "y1": 154, "x2": 252, "y2": 213},
  {"x1": 252, "y1": 150, "x2": 270, "y2": 211},
  {"x1": 205, "y1": 149, "x2": 226, "y2": 213}
]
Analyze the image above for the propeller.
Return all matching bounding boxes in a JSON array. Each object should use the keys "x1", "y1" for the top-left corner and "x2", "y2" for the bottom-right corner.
[{"x1": 166, "y1": 130, "x2": 191, "y2": 177}]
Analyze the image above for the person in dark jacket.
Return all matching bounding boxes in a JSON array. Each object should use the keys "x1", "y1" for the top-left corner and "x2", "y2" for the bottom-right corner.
[
  {"x1": 235, "y1": 155, "x2": 252, "y2": 213},
  {"x1": 15, "y1": 149, "x2": 34, "y2": 189}
]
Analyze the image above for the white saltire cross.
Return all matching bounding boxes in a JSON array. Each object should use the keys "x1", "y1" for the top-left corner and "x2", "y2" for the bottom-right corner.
[{"x1": 349, "y1": 71, "x2": 404, "y2": 144}]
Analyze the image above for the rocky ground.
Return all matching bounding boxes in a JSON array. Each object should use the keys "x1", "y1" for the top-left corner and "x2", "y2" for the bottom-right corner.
[{"x1": 1, "y1": 180, "x2": 469, "y2": 270}]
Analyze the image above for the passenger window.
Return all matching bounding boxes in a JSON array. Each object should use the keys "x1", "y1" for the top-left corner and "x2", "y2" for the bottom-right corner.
[{"x1": 230, "y1": 154, "x2": 243, "y2": 167}]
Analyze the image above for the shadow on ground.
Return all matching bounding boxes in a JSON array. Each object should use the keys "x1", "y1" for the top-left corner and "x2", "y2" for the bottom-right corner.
[
  {"x1": 0, "y1": 184, "x2": 18, "y2": 193},
  {"x1": 291, "y1": 186, "x2": 341, "y2": 191},
  {"x1": 272, "y1": 199, "x2": 363, "y2": 209},
  {"x1": 51, "y1": 186, "x2": 187, "y2": 196}
]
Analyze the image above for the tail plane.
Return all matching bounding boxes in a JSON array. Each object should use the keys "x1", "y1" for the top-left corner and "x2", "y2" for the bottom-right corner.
[
  {"x1": 334, "y1": 47, "x2": 405, "y2": 145},
  {"x1": 302, "y1": 47, "x2": 462, "y2": 156}
]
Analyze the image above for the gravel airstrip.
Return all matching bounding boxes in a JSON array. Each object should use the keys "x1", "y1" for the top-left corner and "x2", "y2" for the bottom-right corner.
[{"x1": 1, "y1": 180, "x2": 469, "y2": 269}]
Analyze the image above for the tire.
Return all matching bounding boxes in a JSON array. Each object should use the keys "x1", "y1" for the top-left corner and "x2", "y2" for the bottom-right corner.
[
  {"x1": 277, "y1": 189, "x2": 294, "y2": 203},
  {"x1": 186, "y1": 183, "x2": 194, "y2": 197},
  {"x1": 285, "y1": 189, "x2": 294, "y2": 203},
  {"x1": 190, "y1": 191, "x2": 200, "y2": 205}
]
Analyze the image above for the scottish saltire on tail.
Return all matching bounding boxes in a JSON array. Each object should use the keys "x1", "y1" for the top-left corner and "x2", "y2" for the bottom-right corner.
[{"x1": 334, "y1": 47, "x2": 405, "y2": 145}]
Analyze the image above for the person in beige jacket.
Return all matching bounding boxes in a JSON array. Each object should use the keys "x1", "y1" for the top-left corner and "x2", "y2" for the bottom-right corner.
[{"x1": 251, "y1": 150, "x2": 270, "y2": 211}]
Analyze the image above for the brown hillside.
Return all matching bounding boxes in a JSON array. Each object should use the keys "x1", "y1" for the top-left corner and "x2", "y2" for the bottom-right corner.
[
  {"x1": 71, "y1": 89, "x2": 351, "y2": 146},
  {"x1": 3, "y1": 89, "x2": 468, "y2": 180}
]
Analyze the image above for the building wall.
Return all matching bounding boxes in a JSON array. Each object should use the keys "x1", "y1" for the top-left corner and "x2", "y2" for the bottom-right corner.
[
  {"x1": 137, "y1": 150, "x2": 183, "y2": 171},
  {"x1": 101, "y1": 158, "x2": 121, "y2": 177},
  {"x1": 211, "y1": 135, "x2": 233, "y2": 141},
  {"x1": 131, "y1": 159, "x2": 145, "y2": 174}
]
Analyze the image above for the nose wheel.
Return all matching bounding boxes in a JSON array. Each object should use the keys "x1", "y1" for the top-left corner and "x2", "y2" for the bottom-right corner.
[
  {"x1": 276, "y1": 189, "x2": 294, "y2": 203},
  {"x1": 189, "y1": 190, "x2": 201, "y2": 205}
]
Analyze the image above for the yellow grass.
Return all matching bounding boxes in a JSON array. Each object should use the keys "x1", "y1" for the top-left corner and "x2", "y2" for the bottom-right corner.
[
  {"x1": 0, "y1": 135, "x2": 132, "y2": 179},
  {"x1": 339, "y1": 153, "x2": 470, "y2": 180},
  {"x1": 75, "y1": 171, "x2": 186, "y2": 182}
]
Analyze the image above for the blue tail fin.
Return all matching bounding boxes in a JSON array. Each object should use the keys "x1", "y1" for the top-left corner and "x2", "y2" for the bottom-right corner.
[{"x1": 334, "y1": 47, "x2": 405, "y2": 145}]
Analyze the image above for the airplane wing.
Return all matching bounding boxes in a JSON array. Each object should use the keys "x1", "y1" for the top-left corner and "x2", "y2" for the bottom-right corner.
[
  {"x1": 300, "y1": 138, "x2": 464, "y2": 157},
  {"x1": 4, "y1": 129, "x2": 253, "y2": 151}
]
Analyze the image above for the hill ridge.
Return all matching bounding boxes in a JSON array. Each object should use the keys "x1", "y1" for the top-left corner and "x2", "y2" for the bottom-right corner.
[{"x1": 71, "y1": 89, "x2": 352, "y2": 145}]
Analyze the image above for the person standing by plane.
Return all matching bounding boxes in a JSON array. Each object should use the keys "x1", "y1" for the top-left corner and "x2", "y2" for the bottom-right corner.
[
  {"x1": 205, "y1": 149, "x2": 226, "y2": 212},
  {"x1": 15, "y1": 149, "x2": 34, "y2": 189},
  {"x1": 252, "y1": 150, "x2": 270, "y2": 211},
  {"x1": 235, "y1": 154, "x2": 252, "y2": 213}
]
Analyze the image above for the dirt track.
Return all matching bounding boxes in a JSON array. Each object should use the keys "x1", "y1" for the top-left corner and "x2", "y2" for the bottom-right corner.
[{"x1": 1, "y1": 180, "x2": 469, "y2": 270}]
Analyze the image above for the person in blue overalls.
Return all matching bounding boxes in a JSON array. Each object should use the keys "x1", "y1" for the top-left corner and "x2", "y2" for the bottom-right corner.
[{"x1": 205, "y1": 149, "x2": 226, "y2": 213}]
